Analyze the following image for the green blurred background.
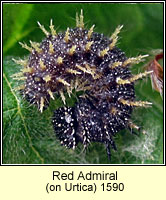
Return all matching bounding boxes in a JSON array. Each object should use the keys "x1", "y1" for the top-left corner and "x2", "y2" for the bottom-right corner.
[{"x1": 3, "y1": 3, "x2": 163, "y2": 164}]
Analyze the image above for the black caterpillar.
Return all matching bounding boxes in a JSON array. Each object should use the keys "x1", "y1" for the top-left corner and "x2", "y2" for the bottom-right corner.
[{"x1": 12, "y1": 10, "x2": 152, "y2": 160}]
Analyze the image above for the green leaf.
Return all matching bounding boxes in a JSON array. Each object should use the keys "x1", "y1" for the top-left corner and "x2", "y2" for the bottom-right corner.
[{"x1": 3, "y1": 3, "x2": 163, "y2": 164}]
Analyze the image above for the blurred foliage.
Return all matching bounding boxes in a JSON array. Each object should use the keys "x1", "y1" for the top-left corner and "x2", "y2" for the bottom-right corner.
[{"x1": 3, "y1": 3, "x2": 163, "y2": 164}]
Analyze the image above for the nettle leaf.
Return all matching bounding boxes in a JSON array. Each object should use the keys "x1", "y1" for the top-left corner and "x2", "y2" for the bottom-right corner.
[{"x1": 3, "y1": 3, "x2": 163, "y2": 164}]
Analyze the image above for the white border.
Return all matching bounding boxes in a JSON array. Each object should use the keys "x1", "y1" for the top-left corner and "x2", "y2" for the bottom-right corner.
[{"x1": 1, "y1": 0, "x2": 165, "y2": 166}]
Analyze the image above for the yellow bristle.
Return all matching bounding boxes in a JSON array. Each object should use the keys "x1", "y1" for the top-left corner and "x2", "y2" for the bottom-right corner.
[
  {"x1": 85, "y1": 64, "x2": 95, "y2": 75},
  {"x1": 12, "y1": 58, "x2": 28, "y2": 67},
  {"x1": 57, "y1": 78, "x2": 70, "y2": 86},
  {"x1": 110, "y1": 107, "x2": 118, "y2": 115},
  {"x1": 99, "y1": 48, "x2": 109, "y2": 57},
  {"x1": 110, "y1": 25, "x2": 123, "y2": 40},
  {"x1": 47, "y1": 89, "x2": 54, "y2": 100},
  {"x1": 79, "y1": 9, "x2": 84, "y2": 28},
  {"x1": 49, "y1": 41, "x2": 54, "y2": 53},
  {"x1": 19, "y1": 42, "x2": 32, "y2": 52},
  {"x1": 116, "y1": 71, "x2": 153, "y2": 85},
  {"x1": 13, "y1": 85, "x2": 25, "y2": 91},
  {"x1": 119, "y1": 99, "x2": 152, "y2": 107},
  {"x1": 39, "y1": 97, "x2": 44, "y2": 113},
  {"x1": 130, "y1": 71, "x2": 153, "y2": 82},
  {"x1": 49, "y1": 19, "x2": 57, "y2": 36},
  {"x1": 37, "y1": 21, "x2": 49, "y2": 37},
  {"x1": 39, "y1": 60, "x2": 46, "y2": 70},
  {"x1": 87, "y1": 25, "x2": 95, "y2": 39},
  {"x1": 64, "y1": 28, "x2": 70, "y2": 43},
  {"x1": 66, "y1": 68, "x2": 81, "y2": 75},
  {"x1": 76, "y1": 12, "x2": 79, "y2": 27},
  {"x1": 110, "y1": 61, "x2": 122, "y2": 69},
  {"x1": 109, "y1": 37, "x2": 118, "y2": 50},
  {"x1": 13, "y1": 76, "x2": 26, "y2": 80},
  {"x1": 123, "y1": 55, "x2": 149, "y2": 67},
  {"x1": 85, "y1": 41, "x2": 94, "y2": 51},
  {"x1": 76, "y1": 9, "x2": 84, "y2": 28},
  {"x1": 116, "y1": 77, "x2": 131, "y2": 85},
  {"x1": 21, "y1": 67, "x2": 34, "y2": 73},
  {"x1": 109, "y1": 25, "x2": 123, "y2": 50},
  {"x1": 67, "y1": 86, "x2": 72, "y2": 97},
  {"x1": 57, "y1": 56, "x2": 63, "y2": 65},
  {"x1": 59, "y1": 90, "x2": 66, "y2": 105},
  {"x1": 69, "y1": 45, "x2": 77, "y2": 55},
  {"x1": 30, "y1": 41, "x2": 42, "y2": 53},
  {"x1": 43, "y1": 75, "x2": 51, "y2": 83},
  {"x1": 76, "y1": 64, "x2": 88, "y2": 73},
  {"x1": 10, "y1": 72, "x2": 24, "y2": 78},
  {"x1": 76, "y1": 64, "x2": 99, "y2": 79}
]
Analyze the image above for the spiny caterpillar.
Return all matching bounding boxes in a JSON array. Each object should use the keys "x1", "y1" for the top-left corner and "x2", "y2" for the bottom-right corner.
[{"x1": 12, "y1": 10, "x2": 153, "y2": 160}]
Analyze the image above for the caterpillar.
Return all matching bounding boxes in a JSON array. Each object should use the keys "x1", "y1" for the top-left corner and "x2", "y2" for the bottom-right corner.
[{"x1": 12, "y1": 10, "x2": 153, "y2": 160}]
